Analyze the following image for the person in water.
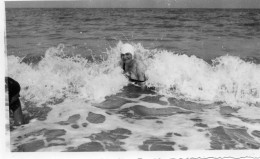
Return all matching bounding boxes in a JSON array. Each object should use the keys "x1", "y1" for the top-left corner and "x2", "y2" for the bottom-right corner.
[
  {"x1": 5, "y1": 77, "x2": 24, "y2": 126},
  {"x1": 120, "y1": 43, "x2": 147, "y2": 90}
]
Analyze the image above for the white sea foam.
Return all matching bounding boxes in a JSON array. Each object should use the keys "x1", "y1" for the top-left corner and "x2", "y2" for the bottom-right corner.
[
  {"x1": 7, "y1": 42, "x2": 260, "y2": 107},
  {"x1": 145, "y1": 50, "x2": 260, "y2": 107},
  {"x1": 7, "y1": 43, "x2": 128, "y2": 104}
]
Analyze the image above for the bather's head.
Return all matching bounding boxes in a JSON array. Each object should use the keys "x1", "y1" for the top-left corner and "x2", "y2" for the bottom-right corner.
[{"x1": 120, "y1": 43, "x2": 135, "y2": 63}]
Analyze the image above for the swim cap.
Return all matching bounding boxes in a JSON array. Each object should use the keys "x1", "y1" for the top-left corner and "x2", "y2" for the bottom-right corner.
[{"x1": 121, "y1": 43, "x2": 135, "y2": 57}]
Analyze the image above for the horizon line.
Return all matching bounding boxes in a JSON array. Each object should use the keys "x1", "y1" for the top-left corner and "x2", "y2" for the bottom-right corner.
[{"x1": 5, "y1": 7, "x2": 260, "y2": 9}]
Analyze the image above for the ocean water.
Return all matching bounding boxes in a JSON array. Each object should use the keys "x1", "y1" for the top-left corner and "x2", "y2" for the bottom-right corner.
[
  {"x1": 6, "y1": 8, "x2": 260, "y2": 62},
  {"x1": 5, "y1": 8, "x2": 260, "y2": 151}
]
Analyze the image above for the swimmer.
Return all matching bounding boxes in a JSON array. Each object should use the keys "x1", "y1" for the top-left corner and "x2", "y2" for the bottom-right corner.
[
  {"x1": 120, "y1": 43, "x2": 147, "y2": 90},
  {"x1": 5, "y1": 77, "x2": 24, "y2": 126}
]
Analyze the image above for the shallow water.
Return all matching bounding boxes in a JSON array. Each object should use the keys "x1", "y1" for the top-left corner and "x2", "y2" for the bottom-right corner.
[
  {"x1": 8, "y1": 84, "x2": 260, "y2": 151},
  {"x1": 6, "y1": 42, "x2": 260, "y2": 151}
]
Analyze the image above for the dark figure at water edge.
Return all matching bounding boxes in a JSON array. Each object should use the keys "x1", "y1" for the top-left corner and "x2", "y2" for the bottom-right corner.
[
  {"x1": 5, "y1": 77, "x2": 24, "y2": 126},
  {"x1": 120, "y1": 43, "x2": 147, "y2": 90}
]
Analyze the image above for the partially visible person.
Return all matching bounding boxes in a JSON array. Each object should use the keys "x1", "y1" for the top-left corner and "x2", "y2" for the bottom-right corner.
[
  {"x1": 5, "y1": 77, "x2": 24, "y2": 126},
  {"x1": 120, "y1": 43, "x2": 147, "y2": 90}
]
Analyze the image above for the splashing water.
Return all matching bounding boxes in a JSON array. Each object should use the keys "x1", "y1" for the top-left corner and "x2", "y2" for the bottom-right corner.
[
  {"x1": 7, "y1": 42, "x2": 260, "y2": 107},
  {"x1": 145, "y1": 51, "x2": 260, "y2": 107},
  {"x1": 7, "y1": 43, "x2": 128, "y2": 105}
]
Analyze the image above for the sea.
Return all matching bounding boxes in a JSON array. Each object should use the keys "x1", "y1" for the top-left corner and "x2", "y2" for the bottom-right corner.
[{"x1": 5, "y1": 8, "x2": 260, "y2": 152}]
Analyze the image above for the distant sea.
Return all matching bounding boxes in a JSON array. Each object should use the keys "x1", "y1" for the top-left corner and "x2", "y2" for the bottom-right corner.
[{"x1": 5, "y1": 8, "x2": 260, "y2": 63}]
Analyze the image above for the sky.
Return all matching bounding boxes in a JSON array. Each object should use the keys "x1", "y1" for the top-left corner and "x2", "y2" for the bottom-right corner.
[{"x1": 4, "y1": 0, "x2": 260, "y2": 8}]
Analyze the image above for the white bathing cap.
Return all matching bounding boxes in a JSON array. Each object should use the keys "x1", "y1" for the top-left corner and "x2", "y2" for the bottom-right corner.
[{"x1": 121, "y1": 43, "x2": 135, "y2": 57}]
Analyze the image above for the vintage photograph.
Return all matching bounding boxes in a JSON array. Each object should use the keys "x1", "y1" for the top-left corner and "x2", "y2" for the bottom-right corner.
[{"x1": 4, "y1": 0, "x2": 260, "y2": 154}]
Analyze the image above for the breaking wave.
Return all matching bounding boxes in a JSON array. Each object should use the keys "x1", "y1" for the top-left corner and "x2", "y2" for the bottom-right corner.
[{"x1": 7, "y1": 42, "x2": 260, "y2": 107}]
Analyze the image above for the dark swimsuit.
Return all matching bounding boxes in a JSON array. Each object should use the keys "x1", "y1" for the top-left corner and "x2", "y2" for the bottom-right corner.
[{"x1": 123, "y1": 63, "x2": 146, "y2": 83}]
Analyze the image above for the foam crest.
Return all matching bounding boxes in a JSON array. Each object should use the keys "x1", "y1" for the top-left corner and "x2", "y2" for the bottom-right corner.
[
  {"x1": 7, "y1": 42, "x2": 260, "y2": 107},
  {"x1": 145, "y1": 50, "x2": 260, "y2": 107},
  {"x1": 7, "y1": 44, "x2": 128, "y2": 105}
]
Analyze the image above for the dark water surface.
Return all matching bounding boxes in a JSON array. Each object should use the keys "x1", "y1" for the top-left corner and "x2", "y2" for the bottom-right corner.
[{"x1": 5, "y1": 8, "x2": 260, "y2": 61}]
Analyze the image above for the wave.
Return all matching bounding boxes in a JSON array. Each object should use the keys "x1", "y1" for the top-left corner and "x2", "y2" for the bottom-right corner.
[
  {"x1": 145, "y1": 50, "x2": 260, "y2": 107},
  {"x1": 7, "y1": 42, "x2": 260, "y2": 107},
  {"x1": 7, "y1": 43, "x2": 128, "y2": 104}
]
